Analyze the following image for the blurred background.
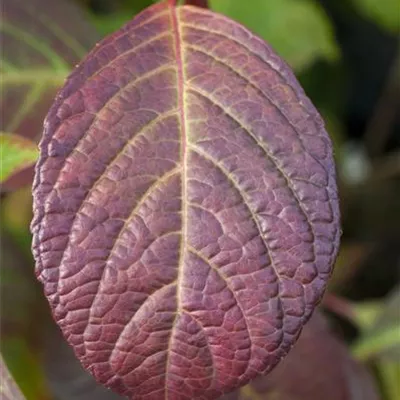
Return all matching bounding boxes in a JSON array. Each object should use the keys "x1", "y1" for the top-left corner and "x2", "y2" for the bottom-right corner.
[{"x1": 1, "y1": 0, "x2": 399, "y2": 399}]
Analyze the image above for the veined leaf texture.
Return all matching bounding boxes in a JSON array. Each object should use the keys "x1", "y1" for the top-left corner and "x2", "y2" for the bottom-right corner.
[{"x1": 31, "y1": 1, "x2": 340, "y2": 398}]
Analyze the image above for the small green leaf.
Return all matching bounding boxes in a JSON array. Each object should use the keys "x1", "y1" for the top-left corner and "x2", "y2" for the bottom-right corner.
[
  {"x1": 1, "y1": 338, "x2": 50, "y2": 400},
  {"x1": 353, "y1": 324, "x2": 400, "y2": 360},
  {"x1": 351, "y1": 0, "x2": 400, "y2": 33},
  {"x1": 377, "y1": 361, "x2": 400, "y2": 400},
  {"x1": 0, "y1": 133, "x2": 38, "y2": 183},
  {"x1": 353, "y1": 301, "x2": 382, "y2": 331},
  {"x1": 210, "y1": 0, "x2": 340, "y2": 71},
  {"x1": 353, "y1": 286, "x2": 400, "y2": 361}
]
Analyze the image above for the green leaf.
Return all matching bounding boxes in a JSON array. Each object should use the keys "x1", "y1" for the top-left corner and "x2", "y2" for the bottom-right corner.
[
  {"x1": 209, "y1": 0, "x2": 340, "y2": 71},
  {"x1": 0, "y1": 133, "x2": 38, "y2": 183},
  {"x1": 91, "y1": 12, "x2": 133, "y2": 37},
  {"x1": 89, "y1": 0, "x2": 156, "y2": 37},
  {"x1": 353, "y1": 286, "x2": 400, "y2": 362},
  {"x1": 0, "y1": 355, "x2": 25, "y2": 400},
  {"x1": 352, "y1": 301, "x2": 382, "y2": 331},
  {"x1": 353, "y1": 324, "x2": 400, "y2": 360},
  {"x1": 377, "y1": 361, "x2": 400, "y2": 400},
  {"x1": 0, "y1": 186, "x2": 33, "y2": 253},
  {"x1": 1, "y1": 338, "x2": 50, "y2": 400},
  {"x1": 351, "y1": 0, "x2": 400, "y2": 33}
]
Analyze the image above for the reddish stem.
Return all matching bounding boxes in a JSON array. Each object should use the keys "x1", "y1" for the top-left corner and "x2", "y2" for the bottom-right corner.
[
  {"x1": 184, "y1": 0, "x2": 209, "y2": 8},
  {"x1": 322, "y1": 292, "x2": 357, "y2": 325}
]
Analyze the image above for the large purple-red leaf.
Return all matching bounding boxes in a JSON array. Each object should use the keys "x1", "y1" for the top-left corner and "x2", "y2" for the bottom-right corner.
[{"x1": 31, "y1": 2, "x2": 340, "y2": 399}]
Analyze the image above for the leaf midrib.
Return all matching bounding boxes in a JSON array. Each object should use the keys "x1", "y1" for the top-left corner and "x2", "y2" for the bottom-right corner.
[{"x1": 164, "y1": 4, "x2": 188, "y2": 398}]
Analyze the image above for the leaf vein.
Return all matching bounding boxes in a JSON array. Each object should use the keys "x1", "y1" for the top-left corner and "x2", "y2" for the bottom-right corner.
[
  {"x1": 48, "y1": 62, "x2": 176, "y2": 201},
  {"x1": 185, "y1": 42, "x2": 328, "y2": 175},
  {"x1": 111, "y1": 280, "x2": 179, "y2": 363},
  {"x1": 188, "y1": 143, "x2": 282, "y2": 283},
  {"x1": 181, "y1": 309, "x2": 216, "y2": 386},
  {"x1": 82, "y1": 167, "x2": 181, "y2": 346},
  {"x1": 187, "y1": 86, "x2": 317, "y2": 264},
  {"x1": 187, "y1": 245, "x2": 252, "y2": 378},
  {"x1": 163, "y1": 6, "x2": 188, "y2": 398},
  {"x1": 51, "y1": 111, "x2": 178, "y2": 318}
]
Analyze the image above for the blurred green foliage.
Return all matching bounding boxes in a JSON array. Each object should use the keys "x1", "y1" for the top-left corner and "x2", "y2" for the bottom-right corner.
[
  {"x1": 89, "y1": 0, "x2": 155, "y2": 36},
  {"x1": 0, "y1": 134, "x2": 38, "y2": 183},
  {"x1": 210, "y1": 0, "x2": 340, "y2": 71},
  {"x1": 1, "y1": 338, "x2": 50, "y2": 400},
  {"x1": 351, "y1": 0, "x2": 400, "y2": 32},
  {"x1": 352, "y1": 289, "x2": 400, "y2": 400}
]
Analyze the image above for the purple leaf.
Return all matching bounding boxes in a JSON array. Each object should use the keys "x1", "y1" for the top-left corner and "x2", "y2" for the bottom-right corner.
[{"x1": 31, "y1": 2, "x2": 340, "y2": 399}]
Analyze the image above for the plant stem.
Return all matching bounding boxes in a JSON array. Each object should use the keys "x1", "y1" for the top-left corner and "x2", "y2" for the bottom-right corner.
[
  {"x1": 168, "y1": 0, "x2": 209, "y2": 9},
  {"x1": 322, "y1": 292, "x2": 358, "y2": 325},
  {"x1": 184, "y1": 0, "x2": 209, "y2": 8}
]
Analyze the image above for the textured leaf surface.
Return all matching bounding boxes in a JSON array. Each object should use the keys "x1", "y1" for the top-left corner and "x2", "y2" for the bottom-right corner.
[
  {"x1": 31, "y1": 2, "x2": 340, "y2": 399},
  {"x1": 0, "y1": 133, "x2": 38, "y2": 183},
  {"x1": 1, "y1": 0, "x2": 98, "y2": 140},
  {"x1": 220, "y1": 312, "x2": 380, "y2": 400}
]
